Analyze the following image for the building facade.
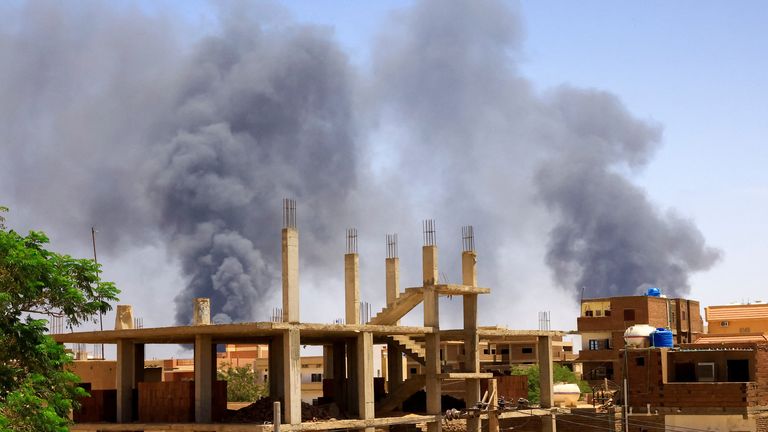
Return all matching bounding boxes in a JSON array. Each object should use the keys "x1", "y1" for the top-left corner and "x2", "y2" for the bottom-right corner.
[
  {"x1": 705, "y1": 302, "x2": 768, "y2": 335},
  {"x1": 577, "y1": 294, "x2": 703, "y2": 384},
  {"x1": 621, "y1": 342, "x2": 768, "y2": 431}
]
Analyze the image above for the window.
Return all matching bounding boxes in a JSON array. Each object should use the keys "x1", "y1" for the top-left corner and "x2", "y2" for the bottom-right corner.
[
  {"x1": 585, "y1": 310, "x2": 594, "y2": 317},
  {"x1": 727, "y1": 359, "x2": 750, "y2": 382},
  {"x1": 483, "y1": 349, "x2": 489, "y2": 354},
  {"x1": 522, "y1": 347, "x2": 533, "y2": 354},
  {"x1": 739, "y1": 327, "x2": 751, "y2": 333},
  {"x1": 595, "y1": 310, "x2": 602, "y2": 317},
  {"x1": 670, "y1": 311, "x2": 677, "y2": 324},
  {"x1": 696, "y1": 362, "x2": 716, "y2": 382},
  {"x1": 635, "y1": 357, "x2": 645, "y2": 366},
  {"x1": 410, "y1": 368, "x2": 417, "y2": 375},
  {"x1": 311, "y1": 373, "x2": 322, "y2": 383},
  {"x1": 604, "y1": 310, "x2": 612, "y2": 317},
  {"x1": 491, "y1": 348, "x2": 496, "y2": 355},
  {"x1": 721, "y1": 321, "x2": 729, "y2": 327},
  {"x1": 588, "y1": 340, "x2": 600, "y2": 351},
  {"x1": 501, "y1": 348, "x2": 510, "y2": 354},
  {"x1": 624, "y1": 309, "x2": 636, "y2": 321},
  {"x1": 681, "y1": 311, "x2": 687, "y2": 320},
  {"x1": 604, "y1": 339, "x2": 612, "y2": 350}
]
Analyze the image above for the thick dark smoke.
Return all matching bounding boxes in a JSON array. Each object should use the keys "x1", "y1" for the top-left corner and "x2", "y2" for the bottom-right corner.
[
  {"x1": 534, "y1": 88, "x2": 722, "y2": 297},
  {"x1": 150, "y1": 13, "x2": 357, "y2": 323},
  {"x1": 0, "y1": 0, "x2": 721, "y2": 326}
]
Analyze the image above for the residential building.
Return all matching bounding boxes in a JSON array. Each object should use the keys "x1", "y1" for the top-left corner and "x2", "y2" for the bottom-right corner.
[
  {"x1": 576, "y1": 293, "x2": 703, "y2": 384},
  {"x1": 621, "y1": 342, "x2": 768, "y2": 431},
  {"x1": 705, "y1": 302, "x2": 768, "y2": 335}
]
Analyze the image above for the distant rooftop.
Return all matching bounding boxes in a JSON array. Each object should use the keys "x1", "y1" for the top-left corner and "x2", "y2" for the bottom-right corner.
[{"x1": 705, "y1": 303, "x2": 768, "y2": 321}]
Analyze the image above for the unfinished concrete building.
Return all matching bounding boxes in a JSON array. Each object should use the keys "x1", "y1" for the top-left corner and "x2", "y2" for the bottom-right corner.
[{"x1": 55, "y1": 201, "x2": 560, "y2": 431}]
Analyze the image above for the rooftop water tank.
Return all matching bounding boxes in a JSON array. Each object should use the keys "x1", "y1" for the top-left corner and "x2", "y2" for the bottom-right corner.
[
  {"x1": 646, "y1": 287, "x2": 661, "y2": 297},
  {"x1": 652, "y1": 328, "x2": 674, "y2": 348},
  {"x1": 624, "y1": 324, "x2": 656, "y2": 348},
  {"x1": 553, "y1": 383, "x2": 581, "y2": 406}
]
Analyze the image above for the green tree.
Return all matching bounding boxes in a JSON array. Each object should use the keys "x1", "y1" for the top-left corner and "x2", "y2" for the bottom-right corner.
[
  {"x1": 510, "y1": 364, "x2": 591, "y2": 404},
  {"x1": 217, "y1": 363, "x2": 268, "y2": 402},
  {"x1": 0, "y1": 207, "x2": 119, "y2": 431}
]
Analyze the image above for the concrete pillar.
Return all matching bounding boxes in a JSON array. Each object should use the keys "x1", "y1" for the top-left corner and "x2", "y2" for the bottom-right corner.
[
  {"x1": 194, "y1": 334, "x2": 214, "y2": 423},
  {"x1": 283, "y1": 328, "x2": 301, "y2": 425},
  {"x1": 357, "y1": 332, "x2": 374, "y2": 432},
  {"x1": 386, "y1": 256, "x2": 403, "y2": 395},
  {"x1": 345, "y1": 253, "x2": 360, "y2": 325},
  {"x1": 386, "y1": 257, "x2": 400, "y2": 307},
  {"x1": 269, "y1": 334, "x2": 285, "y2": 401},
  {"x1": 423, "y1": 245, "x2": 438, "y2": 285},
  {"x1": 462, "y1": 250, "x2": 480, "y2": 432},
  {"x1": 488, "y1": 379, "x2": 499, "y2": 432},
  {"x1": 114, "y1": 305, "x2": 134, "y2": 330},
  {"x1": 116, "y1": 339, "x2": 134, "y2": 422},
  {"x1": 282, "y1": 227, "x2": 299, "y2": 323},
  {"x1": 193, "y1": 298, "x2": 211, "y2": 325},
  {"x1": 538, "y1": 335, "x2": 554, "y2": 409},
  {"x1": 423, "y1": 245, "x2": 441, "y2": 432}
]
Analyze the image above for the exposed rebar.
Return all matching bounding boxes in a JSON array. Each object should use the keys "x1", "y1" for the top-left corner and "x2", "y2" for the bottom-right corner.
[
  {"x1": 386, "y1": 233, "x2": 398, "y2": 259},
  {"x1": 282, "y1": 198, "x2": 296, "y2": 229},
  {"x1": 346, "y1": 228, "x2": 358, "y2": 254},
  {"x1": 462, "y1": 225, "x2": 475, "y2": 252},
  {"x1": 423, "y1": 219, "x2": 436, "y2": 246}
]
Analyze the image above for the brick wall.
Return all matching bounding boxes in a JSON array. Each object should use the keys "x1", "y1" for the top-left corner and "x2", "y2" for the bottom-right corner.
[{"x1": 624, "y1": 343, "x2": 768, "y2": 410}]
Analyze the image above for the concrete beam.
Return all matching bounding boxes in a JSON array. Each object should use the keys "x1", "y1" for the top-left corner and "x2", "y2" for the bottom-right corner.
[
  {"x1": 538, "y1": 335, "x2": 554, "y2": 409},
  {"x1": 116, "y1": 339, "x2": 134, "y2": 422},
  {"x1": 356, "y1": 332, "x2": 374, "y2": 432},
  {"x1": 345, "y1": 253, "x2": 360, "y2": 325},
  {"x1": 283, "y1": 328, "x2": 301, "y2": 425},
  {"x1": 194, "y1": 334, "x2": 213, "y2": 423},
  {"x1": 282, "y1": 228, "x2": 299, "y2": 323}
]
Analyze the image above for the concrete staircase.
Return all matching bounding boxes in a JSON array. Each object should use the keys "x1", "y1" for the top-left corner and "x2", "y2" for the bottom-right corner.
[
  {"x1": 375, "y1": 374, "x2": 426, "y2": 415},
  {"x1": 367, "y1": 288, "x2": 424, "y2": 325},
  {"x1": 388, "y1": 335, "x2": 426, "y2": 365}
]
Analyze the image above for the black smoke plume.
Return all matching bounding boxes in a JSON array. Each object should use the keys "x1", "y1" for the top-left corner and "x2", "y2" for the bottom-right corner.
[{"x1": 0, "y1": 0, "x2": 720, "y2": 326}]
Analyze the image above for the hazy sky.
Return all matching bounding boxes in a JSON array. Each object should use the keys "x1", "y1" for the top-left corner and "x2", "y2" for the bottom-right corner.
[{"x1": 2, "y1": 1, "x2": 767, "y2": 359}]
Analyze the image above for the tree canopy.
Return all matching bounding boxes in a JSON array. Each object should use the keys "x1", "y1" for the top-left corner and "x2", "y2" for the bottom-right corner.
[
  {"x1": 0, "y1": 207, "x2": 119, "y2": 431},
  {"x1": 510, "y1": 364, "x2": 592, "y2": 404}
]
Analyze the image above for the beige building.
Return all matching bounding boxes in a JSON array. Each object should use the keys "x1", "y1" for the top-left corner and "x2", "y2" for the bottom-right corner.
[{"x1": 705, "y1": 302, "x2": 768, "y2": 336}]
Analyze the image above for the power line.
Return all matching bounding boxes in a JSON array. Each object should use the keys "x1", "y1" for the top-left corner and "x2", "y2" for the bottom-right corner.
[{"x1": 559, "y1": 409, "x2": 724, "y2": 432}]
